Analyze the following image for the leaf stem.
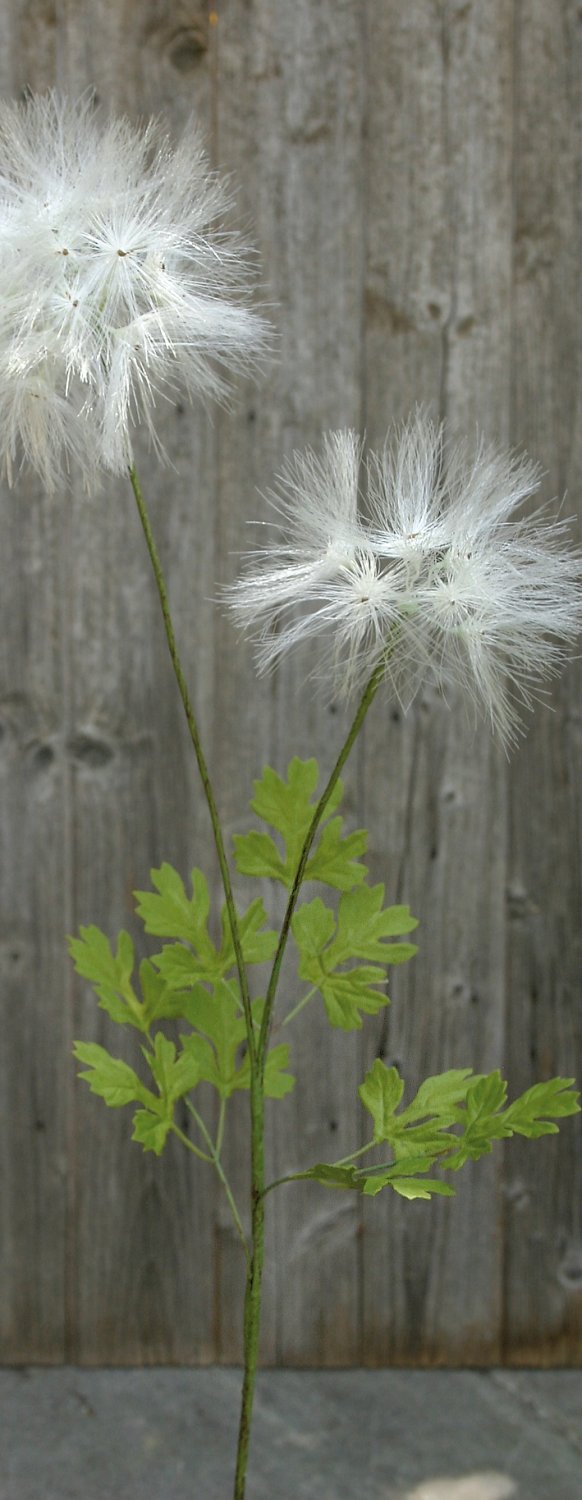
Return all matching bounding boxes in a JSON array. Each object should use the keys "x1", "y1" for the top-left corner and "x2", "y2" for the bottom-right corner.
[
  {"x1": 216, "y1": 1095, "x2": 227, "y2": 1157},
  {"x1": 128, "y1": 463, "x2": 256, "y2": 1062},
  {"x1": 282, "y1": 984, "x2": 318, "y2": 1027},
  {"x1": 183, "y1": 1099, "x2": 250, "y2": 1267},
  {"x1": 333, "y1": 1139, "x2": 375, "y2": 1166},
  {"x1": 171, "y1": 1122, "x2": 213, "y2": 1165},
  {"x1": 262, "y1": 1172, "x2": 300, "y2": 1195},
  {"x1": 233, "y1": 1071, "x2": 265, "y2": 1498},
  {"x1": 262, "y1": 1140, "x2": 376, "y2": 1196},
  {"x1": 258, "y1": 659, "x2": 386, "y2": 1059}
]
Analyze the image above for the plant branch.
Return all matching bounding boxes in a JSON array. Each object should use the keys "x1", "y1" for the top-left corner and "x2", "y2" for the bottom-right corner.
[
  {"x1": 171, "y1": 1122, "x2": 213, "y2": 1165},
  {"x1": 282, "y1": 984, "x2": 318, "y2": 1027},
  {"x1": 128, "y1": 464, "x2": 256, "y2": 1063},
  {"x1": 258, "y1": 658, "x2": 386, "y2": 1060},
  {"x1": 183, "y1": 1099, "x2": 250, "y2": 1266}
]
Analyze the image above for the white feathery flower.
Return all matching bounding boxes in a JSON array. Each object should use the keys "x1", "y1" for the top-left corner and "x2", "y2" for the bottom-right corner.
[
  {"x1": 227, "y1": 413, "x2": 582, "y2": 748},
  {"x1": 232, "y1": 431, "x2": 371, "y2": 623},
  {"x1": 0, "y1": 92, "x2": 269, "y2": 489}
]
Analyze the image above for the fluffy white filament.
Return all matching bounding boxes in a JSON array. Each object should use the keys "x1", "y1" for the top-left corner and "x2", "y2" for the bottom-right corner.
[
  {"x1": 227, "y1": 412, "x2": 582, "y2": 747},
  {"x1": 0, "y1": 92, "x2": 269, "y2": 489}
]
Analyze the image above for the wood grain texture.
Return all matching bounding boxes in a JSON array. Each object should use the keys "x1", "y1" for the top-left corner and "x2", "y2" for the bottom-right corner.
[
  {"x1": 0, "y1": 0, "x2": 580, "y2": 1366},
  {"x1": 503, "y1": 0, "x2": 582, "y2": 1364},
  {"x1": 359, "y1": 0, "x2": 513, "y2": 1367}
]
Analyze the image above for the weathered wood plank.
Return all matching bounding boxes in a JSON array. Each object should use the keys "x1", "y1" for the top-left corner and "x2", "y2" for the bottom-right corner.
[
  {"x1": 504, "y1": 0, "x2": 582, "y2": 1364},
  {"x1": 43, "y1": 2, "x2": 222, "y2": 1362},
  {"x1": 236, "y1": 0, "x2": 368, "y2": 1367},
  {"x1": 0, "y1": 481, "x2": 70, "y2": 1361},
  {"x1": 359, "y1": 0, "x2": 513, "y2": 1365}
]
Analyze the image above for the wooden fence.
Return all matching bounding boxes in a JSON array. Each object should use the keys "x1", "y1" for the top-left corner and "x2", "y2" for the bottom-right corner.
[{"x1": 0, "y1": 0, "x2": 581, "y2": 1366}]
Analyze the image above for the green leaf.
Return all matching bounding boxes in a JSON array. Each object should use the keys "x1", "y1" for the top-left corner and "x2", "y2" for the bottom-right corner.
[
  {"x1": 292, "y1": 1067, "x2": 580, "y2": 1204},
  {"x1": 139, "y1": 960, "x2": 188, "y2": 1026},
  {"x1": 73, "y1": 1041, "x2": 153, "y2": 1109},
  {"x1": 234, "y1": 758, "x2": 368, "y2": 891},
  {"x1": 318, "y1": 967, "x2": 390, "y2": 1029},
  {"x1": 134, "y1": 864, "x2": 214, "y2": 950},
  {"x1": 292, "y1": 898, "x2": 336, "y2": 964},
  {"x1": 263, "y1": 1044, "x2": 296, "y2": 1098},
  {"x1": 291, "y1": 889, "x2": 417, "y2": 1031},
  {"x1": 235, "y1": 1042, "x2": 296, "y2": 1099},
  {"x1": 131, "y1": 1109, "x2": 172, "y2": 1156},
  {"x1": 179, "y1": 1032, "x2": 223, "y2": 1092},
  {"x1": 305, "y1": 819, "x2": 368, "y2": 890},
  {"x1": 145, "y1": 1031, "x2": 177, "y2": 1099},
  {"x1": 292, "y1": 1163, "x2": 361, "y2": 1190},
  {"x1": 179, "y1": 981, "x2": 245, "y2": 1095},
  {"x1": 326, "y1": 885, "x2": 418, "y2": 967},
  {"x1": 139, "y1": 862, "x2": 277, "y2": 988},
  {"x1": 359, "y1": 1060, "x2": 405, "y2": 1141},
  {"x1": 399, "y1": 1069, "x2": 480, "y2": 1124},
  {"x1": 504, "y1": 1077, "x2": 581, "y2": 1136},
  {"x1": 359, "y1": 1061, "x2": 486, "y2": 1171},
  {"x1": 178, "y1": 984, "x2": 294, "y2": 1100},
  {"x1": 218, "y1": 898, "x2": 278, "y2": 969},
  {"x1": 382, "y1": 1176, "x2": 456, "y2": 1201},
  {"x1": 68, "y1": 926, "x2": 145, "y2": 1031},
  {"x1": 445, "y1": 1073, "x2": 581, "y2": 1170},
  {"x1": 232, "y1": 830, "x2": 286, "y2": 883}
]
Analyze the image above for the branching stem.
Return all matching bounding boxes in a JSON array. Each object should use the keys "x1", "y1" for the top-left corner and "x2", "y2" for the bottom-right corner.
[
  {"x1": 183, "y1": 1100, "x2": 250, "y2": 1267},
  {"x1": 129, "y1": 459, "x2": 387, "y2": 1500}
]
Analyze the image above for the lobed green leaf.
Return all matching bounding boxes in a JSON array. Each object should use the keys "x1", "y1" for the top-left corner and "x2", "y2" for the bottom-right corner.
[
  {"x1": 291, "y1": 888, "x2": 418, "y2": 1030},
  {"x1": 73, "y1": 1040, "x2": 155, "y2": 1110},
  {"x1": 298, "y1": 1064, "x2": 580, "y2": 1202},
  {"x1": 68, "y1": 926, "x2": 146, "y2": 1031},
  {"x1": 234, "y1": 757, "x2": 368, "y2": 892}
]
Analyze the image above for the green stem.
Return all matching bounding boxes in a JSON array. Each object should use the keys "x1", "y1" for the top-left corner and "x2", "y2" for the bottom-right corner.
[
  {"x1": 262, "y1": 1140, "x2": 376, "y2": 1197},
  {"x1": 183, "y1": 1100, "x2": 250, "y2": 1267},
  {"x1": 216, "y1": 1096, "x2": 227, "y2": 1157},
  {"x1": 233, "y1": 661, "x2": 386, "y2": 1497},
  {"x1": 262, "y1": 1172, "x2": 299, "y2": 1196},
  {"x1": 282, "y1": 984, "x2": 318, "y2": 1027},
  {"x1": 233, "y1": 1069, "x2": 265, "y2": 1499},
  {"x1": 171, "y1": 1122, "x2": 213, "y2": 1165},
  {"x1": 128, "y1": 463, "x2": 256, "y2": 1061},
  {"x1": 334, "y1": 1139, "x2": 375, "y2": 1166},
  {"x1": 258, "y1": 660, "x2": 385, "y2": 1060}
]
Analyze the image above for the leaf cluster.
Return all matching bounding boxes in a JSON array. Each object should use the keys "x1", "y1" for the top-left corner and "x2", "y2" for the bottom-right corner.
[
  {"x1": 291, "y1": 886, "x2": 417, "y2": 1028},
  {"x1": 70, "y1": 862, "x2": 294, "y2": 1155},
  {"x1": 290, "y1": 1060, "x2": 580, "y2": 1201},
  {"x1": 233, "y1": 758, "x2": 369, "y2": 891}
]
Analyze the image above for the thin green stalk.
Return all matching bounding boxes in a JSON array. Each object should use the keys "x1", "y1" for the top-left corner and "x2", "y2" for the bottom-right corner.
[
  {"x1": 262, "y1": 1141, "x2": 375, "y2": 1197},
  {"x1": 282, "y1": 984, "x2": 318, "y2": 1027},
  {"x1": 233, "y1": 660, "x2": 387, "y2": 1497},
  {"x1": 233, "y1": 1070, "x2": 265, "y2": 1500},
  {"x1": 334, "y1": 1139, "x2": 375, "y2": 1166},
  {"x1": 216, "y1": 1095, "x2": 227, "y2": 1157},
  {"x1": 171, "y1": 1123, "x2": 213, "y2": 1165},
  {"x1": 183, "y1": 1099, "x2": 250, "y2": 1267},
  {"x1": 128, "y1": 463, "x2": 256, "y2": 1062},
  {"x1": 258, "y1": 659, "x2": 385, "y2": 1061}
]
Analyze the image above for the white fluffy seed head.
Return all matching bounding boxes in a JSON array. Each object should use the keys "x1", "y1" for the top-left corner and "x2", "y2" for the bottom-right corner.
[
  {"x1": 226, "y1": 412, "x2": 582, "y2": 748},
  {"x1": 0, "y1": 92, "x2": 270, "y2": 490}
]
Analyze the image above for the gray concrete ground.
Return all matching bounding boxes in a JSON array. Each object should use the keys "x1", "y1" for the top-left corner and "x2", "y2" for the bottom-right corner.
[{"x1": 0, "y1": 1368, "x2": 580, "y2": 1500}]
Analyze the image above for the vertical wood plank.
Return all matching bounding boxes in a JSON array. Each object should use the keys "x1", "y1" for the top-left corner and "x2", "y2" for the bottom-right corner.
[
  {"x1": 0, "y1": 481, "x2": 69, "y2": 1360},
  {"x1": 197, "y1": 0, "x2": 370, "y2": 1366},
  {"x1": 504, "y1": 0, "x2": 582, "y2": 1364},
  {"x1": 360, "y1": 0, "x2": 513, "y2": 1364}
]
